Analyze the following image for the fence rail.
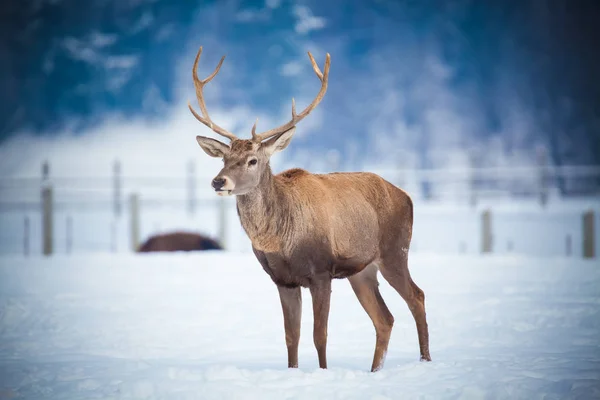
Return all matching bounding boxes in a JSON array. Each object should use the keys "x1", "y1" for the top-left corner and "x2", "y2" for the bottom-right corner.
[{"x1": 0, "y1": 160, "x2": 598, "y2": 258}]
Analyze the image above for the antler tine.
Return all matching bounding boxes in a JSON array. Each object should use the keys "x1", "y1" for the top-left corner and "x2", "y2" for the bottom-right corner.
[
  {"x1": 307, "y1": 52, "x2": 324, "y2": 81},
  {"x1": 251, "y1": 118, "x2": 259, "y2": 141},
  {"x1": 252, "y1": 52, "x2": 331, "y2": 142},
  {"x1": 188, "y1": 46, "x2": 238, "y2": 141}
]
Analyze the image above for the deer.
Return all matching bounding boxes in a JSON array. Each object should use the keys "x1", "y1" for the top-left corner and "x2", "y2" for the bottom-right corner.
[{"x1": 188, "y1": 45, "x2": 431, "y2": 372}]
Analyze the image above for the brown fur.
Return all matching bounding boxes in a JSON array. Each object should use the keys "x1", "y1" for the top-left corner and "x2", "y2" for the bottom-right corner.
[{"x1": 137, "y1": 231, "x2": 222, "y2": 253}]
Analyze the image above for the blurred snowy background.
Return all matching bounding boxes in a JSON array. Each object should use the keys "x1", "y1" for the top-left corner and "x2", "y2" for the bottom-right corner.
[
  {"x1": 1, "y1": 2, "x2": 599, "y2": 398},
  {"x1": 0, "y1": 0, "x2": 598, "y2": 255}
]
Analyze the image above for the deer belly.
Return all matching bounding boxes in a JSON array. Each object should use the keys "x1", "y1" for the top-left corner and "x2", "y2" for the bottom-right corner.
[
  {"x1": 330, "y1": 236, "x2": 378, "y2": 278},
  {"x1": 330, "y1": 254, "x2": 374, "y2": 279},
  {"x1": 253, "y1": 237, "x2": 374, "y2": 287},
  {"x1": 330, "y1": 264, "x2": 364, "y2": 279}
]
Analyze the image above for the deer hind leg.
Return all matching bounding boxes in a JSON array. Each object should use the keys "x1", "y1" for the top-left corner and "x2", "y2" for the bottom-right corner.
[
  {"x1": 309, "y1": 278, "x2": 332, "y2": 369},
  {"x1": 348, "y1": 263, "x2": 395, "y2": 372},
  {"x1": 277, "y1": 286, "x2": 302, "y2": 368},
  {"x1": 379, "y1": 254, "x2": 431, "y2": 362}
]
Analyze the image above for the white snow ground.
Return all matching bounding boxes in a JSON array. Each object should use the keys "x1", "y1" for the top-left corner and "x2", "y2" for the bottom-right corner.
[{"x1": 0, "y1": 252, "x2": 599, "y2": 399}]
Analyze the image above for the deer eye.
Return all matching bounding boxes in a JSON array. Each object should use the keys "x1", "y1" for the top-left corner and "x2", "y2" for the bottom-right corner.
[{"x1": 248, "y1": 158, "x2": 258, "y2": 166}]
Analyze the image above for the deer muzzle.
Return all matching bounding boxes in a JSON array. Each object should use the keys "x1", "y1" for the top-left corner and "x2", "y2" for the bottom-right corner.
[{"x1": 211, "y1": 175, "x2": 234, "y2": 196}]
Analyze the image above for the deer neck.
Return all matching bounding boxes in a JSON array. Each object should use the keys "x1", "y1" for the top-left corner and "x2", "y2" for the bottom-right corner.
[{"x1": 236, "y1": 165, "x2": 288, "y2": 253}]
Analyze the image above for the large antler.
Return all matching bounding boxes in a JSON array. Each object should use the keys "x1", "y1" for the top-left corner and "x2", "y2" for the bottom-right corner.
[
  {"x1": 188, "y1": 46, "x2": 238, "y2": 141},
  {"x1": 251, "y1": 52, "x2": 331, "y2": 143}
]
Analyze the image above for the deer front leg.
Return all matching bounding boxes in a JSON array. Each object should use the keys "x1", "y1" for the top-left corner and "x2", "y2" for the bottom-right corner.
[
  {"x1": 277, "y1": 285, "x2": 302, "y2": 368},
  {"x1": 310, "y1": 278, "x2": 332, "y2": 369}
]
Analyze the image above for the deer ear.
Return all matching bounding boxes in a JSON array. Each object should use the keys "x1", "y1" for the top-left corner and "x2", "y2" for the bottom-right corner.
[
  {"x1": 262, "y1": 127, "x2": 296, "y2": 157},
  {"x1": 196, "y1": 136, "x2": 230, "y2": 158}
]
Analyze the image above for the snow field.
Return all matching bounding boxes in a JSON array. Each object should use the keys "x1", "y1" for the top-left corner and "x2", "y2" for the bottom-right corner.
[{"x1": 0, "y1": 252, "x2": 599, "y2": 399}]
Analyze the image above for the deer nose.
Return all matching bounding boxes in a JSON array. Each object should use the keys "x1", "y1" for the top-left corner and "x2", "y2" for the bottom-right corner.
[{"x1": 212, "y1": 177, "x2": 226, "y2": 190}]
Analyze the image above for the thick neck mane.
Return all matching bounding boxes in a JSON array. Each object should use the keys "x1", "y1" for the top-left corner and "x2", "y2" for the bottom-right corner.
[{"x1": 236, "y1": 165, "x2": 295, "y2": 253}]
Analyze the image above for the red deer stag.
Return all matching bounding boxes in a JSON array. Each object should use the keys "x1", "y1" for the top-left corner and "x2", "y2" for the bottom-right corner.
[{"x1": 188, "y1": 46, "x2": 431, "y2": 372}]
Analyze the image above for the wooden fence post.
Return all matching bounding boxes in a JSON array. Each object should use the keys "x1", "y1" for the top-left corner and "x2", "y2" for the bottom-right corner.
[
  {"x1": 583, "y1": 210, "x2": 595, "y2": 259},
  {"x1": 41, "y1": 161, "x2": 53, "y2": 256},
  {"x1": 481, "y1": 209, "x2": 492, "y2": 254},
  {"x1": 130, "y1": 193, "x2": 140, "y2": 252},
  {"x1": 421, "y1": 174, "x2": 432, "y2": 202},
  {"x1": 218, "y1": 197, "x2": 227, "y2": 250},
  {"x1": 113, "y1": 160, "x2": 121, "y2": 218}
]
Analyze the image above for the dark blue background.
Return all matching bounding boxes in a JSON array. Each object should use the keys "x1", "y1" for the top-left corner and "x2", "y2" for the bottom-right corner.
[{"x1": 1, "y1": 0, "x2": 599, "y2": 167}]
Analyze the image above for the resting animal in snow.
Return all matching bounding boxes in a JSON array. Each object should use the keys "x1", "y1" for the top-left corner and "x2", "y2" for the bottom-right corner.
[{"x1": 137, "y1": 231, "x2": 222, "y2": 253}]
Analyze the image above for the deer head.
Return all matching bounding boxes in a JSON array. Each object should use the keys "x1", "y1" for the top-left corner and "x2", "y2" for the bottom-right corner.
[{"x1": 189, "y1": 46, "x2": 331, "y2": 196}]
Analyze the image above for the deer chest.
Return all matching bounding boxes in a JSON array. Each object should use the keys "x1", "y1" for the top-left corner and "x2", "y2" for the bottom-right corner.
[{"x1": 251, "y1": 235, "x2": 340, "y2": 288}]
